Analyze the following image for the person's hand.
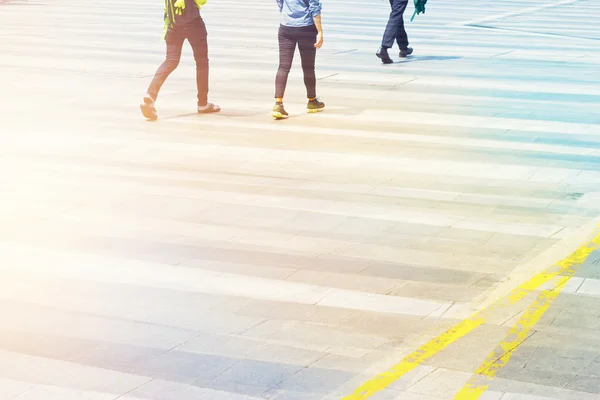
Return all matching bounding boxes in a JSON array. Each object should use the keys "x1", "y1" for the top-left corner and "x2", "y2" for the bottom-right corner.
[{"x1": 315, "y1": 32, "x2": 323, "y2": 49}]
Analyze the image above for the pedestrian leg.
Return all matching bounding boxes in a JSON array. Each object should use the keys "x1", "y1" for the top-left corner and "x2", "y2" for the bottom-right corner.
[
  {"x1": 188, "y1": 17, "x2": 220, "y2": 113},
  {"x1": 377, "y1": 0, "x2": 407, "y2": 63},
  {"x1": 395, "y1": 1, "x2": 409, "y2": 50},
  {"x1": 272, "y1": 25, "x2": 297, "y2": 119},
  {"x1": 147, "y1": 30, "x2": 185, "y2": 102},
  {"x1": 141, "y1": 30, "x2": 184, "y2": 120},
  {"x1": 393, "y1": 0, "x2": 413, "y2": 56},
  {"x1": 275, "y1": 26, "x2": 298, "y2": 100},
  {"x1": 297, "y1": 27, "x2": 317, "y2": 99}
]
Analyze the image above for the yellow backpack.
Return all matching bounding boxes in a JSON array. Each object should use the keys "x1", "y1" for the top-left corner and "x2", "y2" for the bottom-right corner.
[{"x1": 163, "y1": 0, "x2": 207, "y2": 37}]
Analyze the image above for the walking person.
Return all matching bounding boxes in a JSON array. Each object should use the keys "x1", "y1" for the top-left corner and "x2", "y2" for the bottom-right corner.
[
  {"x1": 272, "y1": 0, "x2": 325, "y2": 120},
  {"x1": 140, "y1": 0, "x2": 220, "y2": 120},
  {"x1": 376, "y1": 0, "x2": 414, "y2": 64}
]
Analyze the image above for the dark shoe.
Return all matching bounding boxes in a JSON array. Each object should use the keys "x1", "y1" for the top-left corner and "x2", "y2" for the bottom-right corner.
[
  {"x1": 272, "y1": 102, "x2": 289, "y2": 119},
  {"x1": 376, "y1": 47, "x2": 393, "y2": 64},
  {"x1": 307, "y1": 98, "x2": 325, "y2": 113},
  {"x1": 140, "y1": 94, "x2": 158, "y2": 120},
  {"x1": 400, "y1": 47, "x2": 414, "y2": 57}
]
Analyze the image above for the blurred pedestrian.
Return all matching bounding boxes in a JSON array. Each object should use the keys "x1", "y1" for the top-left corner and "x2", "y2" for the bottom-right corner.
[
  {"x1": 376, "y1": 0, "x2": 413, "y2": 64},
  {"x1": 140, "y1": 0, "x2": 220, "y2": 120},
  {"x1": 272, "y1": 0, "x2": 325, "y2": 119}
]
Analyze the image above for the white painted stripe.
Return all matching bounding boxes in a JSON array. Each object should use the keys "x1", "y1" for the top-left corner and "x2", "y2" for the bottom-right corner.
[
  {"x1": 3, "y1": 117, "x2": 600, "y2": 163},
  {"x1": 0, "y1": 164, "x2": 569, "y2": 237},
  {"x1": 409, "y1": 76, "x2": 600, "y2": 96},
  {"x1": 320, "y1": 109, "x2": 599, "y2": 136},
  {"x1": 1, "y1": 142, "x2": 584, "y2": 187},
  {"x1": 453, "y1": 0, "x2": 579, "y2": 26},
  {"x1": 0, "y1": 243, "x2": 452, "y2": 317}
]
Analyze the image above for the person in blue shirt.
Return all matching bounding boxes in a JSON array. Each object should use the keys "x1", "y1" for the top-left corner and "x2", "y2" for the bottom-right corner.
[
  {"x1": 272, "y1": 0, "x2": 325, "y2": 119},
  {"x1": 140, "y1": 0, "x2": 221, "y2": 120}
]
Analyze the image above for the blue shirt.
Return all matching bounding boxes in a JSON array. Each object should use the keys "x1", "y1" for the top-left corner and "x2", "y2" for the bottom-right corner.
[{"x1": 277, "y1": 0, "x2": 322, "y2": 27}]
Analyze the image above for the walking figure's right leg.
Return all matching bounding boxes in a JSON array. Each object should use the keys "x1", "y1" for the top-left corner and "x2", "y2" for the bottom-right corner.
[
  {"x1": 273, "y1": 26, "x2": 297, "y2": 119},
  {"x1": 275, "y1": 27, "x2": 297, "y2": 100},
  {"x1": 141, "y1": 30, "x2": 185, "y2": 120}
]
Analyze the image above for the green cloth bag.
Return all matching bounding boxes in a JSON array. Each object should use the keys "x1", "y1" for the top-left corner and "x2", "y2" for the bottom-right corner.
[{"x1": 410, "y1": 0, "x2": 427, "y2": 22}]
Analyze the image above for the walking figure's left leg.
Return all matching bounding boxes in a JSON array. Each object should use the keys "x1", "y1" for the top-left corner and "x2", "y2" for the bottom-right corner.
[{"x1": 188, "y1": 17, "x2": 220, "y2": 113}]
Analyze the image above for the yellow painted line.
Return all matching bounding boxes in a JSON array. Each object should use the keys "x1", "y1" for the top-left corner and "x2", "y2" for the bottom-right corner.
[
  {"x1": 453, "y1": 232, "x2": 600, "y2": 399},
  {"x1": 342, "y1": 228, "x2": 600, "y2": 400},
  {"x1": 453, "y1": 275, "x2": 573, "y2": 400}
]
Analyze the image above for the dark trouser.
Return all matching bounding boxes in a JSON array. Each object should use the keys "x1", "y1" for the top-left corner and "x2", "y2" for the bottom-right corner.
[
  {"x1": 147, "y1": 17, "x2": 209, "y2": 106},
  {"x1": 275, "y1": 24, "x2": 318, "y2": 99},
  {"x1": 381, "y1": 0, "x2": 409, "y2": 50}
]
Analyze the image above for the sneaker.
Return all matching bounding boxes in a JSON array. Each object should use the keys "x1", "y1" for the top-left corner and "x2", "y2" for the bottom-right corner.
[
  {"x1": 399, "y1": 47, "x2": 414, "y2": 57},
  {"x1": 272, "y1": 102, "x2": 289, "y2": 119},
  {"x1": 376, "y1": 47, "x2": 393, "y2": 64},
  {"x1": 307, "y1": 98, "x2": 325, "y2": 113},
  {"x1": 140, "y1": 94, "x2": 158, "y2": 120}
]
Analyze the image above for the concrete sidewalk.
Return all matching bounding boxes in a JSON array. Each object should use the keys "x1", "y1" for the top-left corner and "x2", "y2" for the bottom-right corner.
[{"x1": 1, "y1": 0, "x2": 600, "y2": 398}]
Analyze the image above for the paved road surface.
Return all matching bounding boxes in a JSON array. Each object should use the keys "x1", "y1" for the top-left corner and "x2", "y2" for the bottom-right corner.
[{"x1": 1, "y1": 0, "x2": 600, "y2": 399}]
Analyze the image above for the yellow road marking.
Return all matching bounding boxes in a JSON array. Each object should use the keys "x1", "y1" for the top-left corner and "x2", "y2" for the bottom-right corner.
[
  {"x1": 453, "y1": 276, "x2": 573, "y2": 399},
  {"x1": 342, "y1": 229, "x2": 600, "y2": 400},
  {"x1": 453, "y1": 235, "x2": 600, "y2": 399}
]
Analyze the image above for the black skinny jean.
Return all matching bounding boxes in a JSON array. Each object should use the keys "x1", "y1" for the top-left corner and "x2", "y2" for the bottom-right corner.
[
  {"x1": 147, "y1": 17, "x2": 209, "y2": 106},
  {"x1": 275, "y1": 24, "x2": 318, "y2": 99}
]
